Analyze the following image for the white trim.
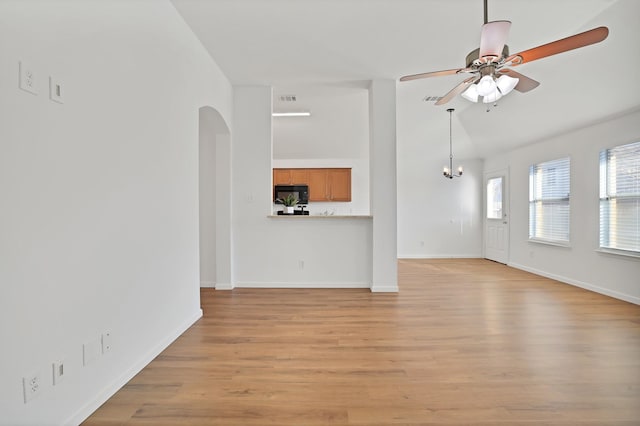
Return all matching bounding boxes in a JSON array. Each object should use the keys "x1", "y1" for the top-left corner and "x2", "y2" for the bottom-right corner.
[
  {"x1": 65, "y1": 309, "x2": 203, "y2": 425},
  {"x1": 528, "y1": 238, "x2": 571, "y2": 248},
  {"x1": 371, "y1": 284, "x2": 399, "y2": 293},
  {"x1": 200, "y1": 280, "x2": 215, "y2": 288},
  {"x1": 215, "y1": 282, "x2": 234, "y2": 290},
  {"x1": 234, "y1": 281, "x2": 370, "y2": 289},
  {"x1": 509, "y1": 262, "x2": 639, "y2": 305},
  {"x1": 596, "y1": 248, "x2": 640, "y2": 260},
  {"x1": 398, "y1": 254, "x2": 483, "y2": 259}
]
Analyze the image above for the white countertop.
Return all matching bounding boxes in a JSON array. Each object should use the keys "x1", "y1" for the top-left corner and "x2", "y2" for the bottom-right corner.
[{"x1": 268, "y1": 214, "x2": 372, "y2": 218}]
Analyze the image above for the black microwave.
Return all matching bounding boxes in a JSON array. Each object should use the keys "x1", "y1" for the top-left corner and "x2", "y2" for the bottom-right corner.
[{"x1": 274, "y1": 185, "x2": 309, "y2": 204}]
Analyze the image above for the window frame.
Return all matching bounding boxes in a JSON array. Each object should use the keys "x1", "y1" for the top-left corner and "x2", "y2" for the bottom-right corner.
[
  {"x1": 528, "y1": 157, "x2": 571, "y2": 246},
  {"x1": 598, "y1": 141, "x2": 640, "y2": 258}
]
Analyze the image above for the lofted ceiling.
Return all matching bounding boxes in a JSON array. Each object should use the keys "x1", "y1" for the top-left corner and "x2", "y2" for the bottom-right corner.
[{"x1": 171, "y1": 0, "x2": 640, "y2": 158}]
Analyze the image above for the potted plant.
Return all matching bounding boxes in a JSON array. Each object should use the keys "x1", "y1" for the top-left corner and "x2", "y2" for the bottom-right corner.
[{"x1": 278, "y1": 193, "x2": 298, "y2": 214}]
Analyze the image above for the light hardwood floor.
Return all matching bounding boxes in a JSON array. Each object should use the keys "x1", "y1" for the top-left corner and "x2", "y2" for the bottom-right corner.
[{"x1": 84, "y1": 259, "x2": 640, "y2": 425}]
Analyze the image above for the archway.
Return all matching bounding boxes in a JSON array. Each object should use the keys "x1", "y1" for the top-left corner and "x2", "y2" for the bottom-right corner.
[{"x1": 199, "y1": 106, "x2": 232, "y2": 289}]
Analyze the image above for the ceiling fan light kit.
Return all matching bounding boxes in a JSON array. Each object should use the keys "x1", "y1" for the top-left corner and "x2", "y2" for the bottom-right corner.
[
  {"x1": 461, "y1": 73, "x2": 519, "y2": 104},
  {"x1": 400, "y1": 0, "x2": 609, "y2": 107}
]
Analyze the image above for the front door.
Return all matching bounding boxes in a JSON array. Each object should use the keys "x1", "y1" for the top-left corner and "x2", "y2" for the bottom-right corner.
[{"x1": 484, "y1": 169, "x2": 509, "y2": 264}]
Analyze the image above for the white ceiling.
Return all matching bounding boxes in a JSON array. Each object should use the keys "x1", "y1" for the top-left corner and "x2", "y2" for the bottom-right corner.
[{"x1": 171, "y1": 0, "x2": 640, "y2": 158}]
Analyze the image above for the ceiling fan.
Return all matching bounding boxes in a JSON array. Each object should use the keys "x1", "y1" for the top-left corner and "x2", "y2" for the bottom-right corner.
[{"x1": 400, "y1": 0, "x2": 609, "y2": 106}]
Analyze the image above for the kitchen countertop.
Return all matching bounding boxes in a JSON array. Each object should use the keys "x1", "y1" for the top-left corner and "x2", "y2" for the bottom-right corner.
[{"x1": 268, "y1": 214, "x2": 372, "y2": 218}]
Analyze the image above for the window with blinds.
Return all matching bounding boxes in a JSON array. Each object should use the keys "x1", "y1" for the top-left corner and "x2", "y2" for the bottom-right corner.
[
  {"x1": 599, "y1": 141, "x2": 640, "y2": 254},
  {"x1": 529, "y1": 157, "x2": 571, "y2": 244}
]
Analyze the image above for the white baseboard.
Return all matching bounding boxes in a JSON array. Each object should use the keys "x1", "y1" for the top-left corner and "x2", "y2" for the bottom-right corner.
[
  {"x1": 371, "y1": 283, "x2": 399, "y2": 293},
  {"x1": 235, "y1": 281, "x2": 370, "y2": 289},
  {"x1": 200, "y1": 280, "x2": 215, "y2": 288},
  {"x1": 508, "y1": 262, "x2": 640, "y2": 305},
  {"x1": 65, "y1": 309, "x2": 204, "y2": 425},
  {"x1": 398, "y1": 254, "x2": 482, "y2": 259},
  {"x1": 214, "y1": 282, "x2": 234, "y2": 290}
]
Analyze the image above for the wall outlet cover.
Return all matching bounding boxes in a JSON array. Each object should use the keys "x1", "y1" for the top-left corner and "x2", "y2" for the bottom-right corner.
[
  {"x1": 19, "y1": 61, "x2": 38, "y2": 95},
  {"x1": 101, "y1": 331, "x2": 112, "y2": 354},
  {"x1": 23, "y1": 371, "x2": 42, "y2": 403}
]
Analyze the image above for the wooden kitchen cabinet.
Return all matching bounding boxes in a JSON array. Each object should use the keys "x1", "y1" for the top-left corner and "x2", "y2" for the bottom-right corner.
[
  {"x1": 326, "y1": 168, "x2": 351, "y2": 201},
  {"x1": 273, "y1": 168, "x2": 309, "y2": 185},
  {"x1": 274, "y1": 168, "x2": 351, "y2": 202},
  {"x1": 273, "y1": 169, "x2": 293, "y2": 185},
  {"x1": 290, "y1": 169, "x2": 309, "y2": 184},
  {"x1": 307, "y1": 169, "x2": 329, "y2": 201}
]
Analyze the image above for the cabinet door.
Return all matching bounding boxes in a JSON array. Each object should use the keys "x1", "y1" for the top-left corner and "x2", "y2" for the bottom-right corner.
[
  {"x1": 328, "y1": 168, "x2": 351, "y2": 201},
  {"x1": 273, "y1": 169, "x2": 292, "y2": 185},
  {"x1": 307, "y1": 169, "x2": 328, "y2": 201},
  {"x1": 290, "y1": 169, "x2": 309, "y2": 185}
]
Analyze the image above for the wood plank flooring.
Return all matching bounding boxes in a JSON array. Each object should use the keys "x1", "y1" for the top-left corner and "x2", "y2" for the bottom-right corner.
[{"x1": 83, "y1": 259, "x2": 640, "y2": 425}]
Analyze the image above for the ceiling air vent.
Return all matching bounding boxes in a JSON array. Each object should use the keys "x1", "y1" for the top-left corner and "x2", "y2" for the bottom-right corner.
[
  {"x1": 278, "y1": 95, "x2": 297, "y2": 102},
  {"x1": 423, "y1": 96, "x2": 443, "y2": 102}
]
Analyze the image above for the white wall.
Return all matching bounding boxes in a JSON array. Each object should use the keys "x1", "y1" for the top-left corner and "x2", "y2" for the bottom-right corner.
[
  {"x1": 273, "y1": 86, "x2": 369, "y2": 160},
  {"x1": 397, "y1": 157, "x2": 484, "y2": 258},
  {"x1": 396, "y1": 99, "x2": 484, "y2": 258},
  {"x1": 199, "y1": 108, "x2": 217, "y2": 287},
  {"x1": 273, "y1": 85, "x2": 370, "y2": 215},
  {"x1": 0, "y1": 1, "x2": 233, "y2": 424},
  {"x1": 369, "y1": 80, "x2": 399, "y2": 292},
  {"x1": 232, "y1": 87, "x2": 373, "y2": 288},
  {"x1": 484, "y1": 109, "x2": 640, "y2": 304}
]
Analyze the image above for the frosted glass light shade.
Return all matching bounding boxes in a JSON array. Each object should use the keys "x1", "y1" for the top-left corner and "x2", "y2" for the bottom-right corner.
[
  {"x1": 496, "y1": 75, "x2": 519, "y2": 95},
  {"x1": 476, "y1": 75, "x2": 497, "y2": 96},
  {"x1": 482, "y1": 90, "x2": 502, "y2": 103},
  {"x1": 462, "y1": 84, "x2": 479, "y2": 102}
]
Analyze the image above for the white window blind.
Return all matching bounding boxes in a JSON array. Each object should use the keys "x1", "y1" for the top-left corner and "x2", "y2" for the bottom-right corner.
[
  {"x1": 599, "y1": 141, "x2": 640, "y2": 253},
  {"x1": 529, "y1": 157, "x2": 571, "y2": 243}
]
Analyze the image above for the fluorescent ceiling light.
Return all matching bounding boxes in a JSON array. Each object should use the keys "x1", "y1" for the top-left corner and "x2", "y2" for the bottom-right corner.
[{"x1": 272, "y1": 112, "x2": 311, "y2": 117}]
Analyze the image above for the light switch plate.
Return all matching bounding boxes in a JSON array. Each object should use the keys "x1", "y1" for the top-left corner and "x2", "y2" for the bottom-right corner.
[
  {"x1": 49, "y1": 76, "x2": 64, "y2": 103},
  {"x1": 19, "y1": 61, "x2": 38, "y2": 95},
  {"x1": 52, "y1": 360, "x2": 65, "y2": 385}
]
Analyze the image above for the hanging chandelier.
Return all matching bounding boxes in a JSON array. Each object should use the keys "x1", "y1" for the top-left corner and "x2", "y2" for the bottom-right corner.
[{"x1": 443, "y1": 108, "x2": 463, "y2": 179}]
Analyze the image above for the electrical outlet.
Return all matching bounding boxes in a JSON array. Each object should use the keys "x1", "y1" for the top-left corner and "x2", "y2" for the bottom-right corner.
[
  {"x1": 52, "y1": 361, "x2": 65, "y2": 385},
  {"x1": 22, "y1": 372, "x2": 42, "y2": 403},
  {"x1": 19, "y1": 61, "x2": 38, "y2": 95},
  {"x1": 101, "y1": 331, "x2": 112, "y2": 354}
]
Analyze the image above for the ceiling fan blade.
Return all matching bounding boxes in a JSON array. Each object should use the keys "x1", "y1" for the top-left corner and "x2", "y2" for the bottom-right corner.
[
  {"x1": 506, "y1": 26, "x2": 609, "y2": 66},
  {"x1": 497, "y1": 69, "x2": 540, "y2": 92},
  {"x1": 435, "y1": 76, "x2": 478, "y2": 106},
  {"x1": 400, "y1": 68, "x2": 470, "y2": 82},
  {"x1": 479, "y1": 20, "x2": 512, "y2": 60}
]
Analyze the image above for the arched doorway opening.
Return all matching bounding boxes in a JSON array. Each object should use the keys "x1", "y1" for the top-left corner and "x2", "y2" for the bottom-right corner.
[{"x1": 199, "y1": 106, "x2": 232, "y2": 289}]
